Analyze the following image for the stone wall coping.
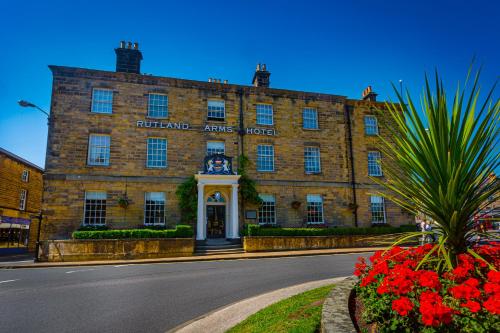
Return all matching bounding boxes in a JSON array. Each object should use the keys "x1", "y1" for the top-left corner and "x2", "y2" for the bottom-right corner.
[
  {"x1": 321, "y1": 276, "x2": 358, "y2": 333},
  {"x1": 43, "y1": 238, "x2": 194, "y2": 243}
]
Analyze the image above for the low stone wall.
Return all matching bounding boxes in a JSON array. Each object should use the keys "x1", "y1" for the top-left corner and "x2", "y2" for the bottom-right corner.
[
  {"x1": 243, "y1": 233, "x2": 408, "y2": 252},
  {"x1": 321, "y1": 276, "x2": 358, "y2": 333},
  {"x1": 39, "y1": 238, "x2": 195, "y2": 262}
]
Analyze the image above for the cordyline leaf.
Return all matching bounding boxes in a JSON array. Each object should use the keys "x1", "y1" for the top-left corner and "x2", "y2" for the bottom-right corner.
[{"x1": 376, "y1": 65, "x2": 499, "y2": 269}]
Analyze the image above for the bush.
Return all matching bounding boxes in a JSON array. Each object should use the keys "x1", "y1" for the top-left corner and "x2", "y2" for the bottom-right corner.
[
  {"x1": 77, "y1": 225, "x2": 109, "y2": 231},
  {"x1": 72, "y1": 225, "x2": 193, "y2": 239},
  {"x1": 245, "y1": 224, "x2": 415, "y2": 237}
]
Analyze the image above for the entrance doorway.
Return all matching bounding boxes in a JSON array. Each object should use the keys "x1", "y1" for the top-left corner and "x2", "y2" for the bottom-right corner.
[
  {"x1": 206, "y1": 191, "x2": 226, "y2": 238},
  {"x1": 206, "y1": 205, "x2": 225, "y2": 238}
]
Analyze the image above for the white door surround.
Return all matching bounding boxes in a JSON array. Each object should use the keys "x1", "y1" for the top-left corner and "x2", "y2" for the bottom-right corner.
[{"x1": 195, "y1": 174, "x2": 241, "y2": 240}]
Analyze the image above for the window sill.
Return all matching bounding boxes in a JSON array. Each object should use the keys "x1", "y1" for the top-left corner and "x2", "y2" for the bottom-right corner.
[
  {"x1": 305, "y1": 172, "x2": 322, "y2": 175},
  {"x1": 303, "y1": 128, "x2": 320, "y2": 131},
  {"x1": 87, "y1": 164, "x2": 111, "y2": 168},
  {"x1": 145, "y1": 166, "x2": 168, "y2": 169},
  {"x1": 257, "y1": 170, "x2": 276, "y2": 173},
  {"x1": 89, "y1": 111, "x2": 113, "y2": 115}
]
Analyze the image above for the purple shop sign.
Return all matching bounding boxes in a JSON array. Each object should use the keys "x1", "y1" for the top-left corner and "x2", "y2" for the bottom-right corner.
[{"x1": 0, "y1": 216, "x2": 31, "y2": 225}]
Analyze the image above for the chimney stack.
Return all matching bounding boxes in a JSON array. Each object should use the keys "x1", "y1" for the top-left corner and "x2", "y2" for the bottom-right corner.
[
  {"x1": 252, "y1": 63, "x2": 270, "y2": 88},
  {"x1": 362, "y1": 86, "x2": 378, "y2": 102},
  {"x1": 115, "y1": 41, "x2": 143, "y2": 74}
]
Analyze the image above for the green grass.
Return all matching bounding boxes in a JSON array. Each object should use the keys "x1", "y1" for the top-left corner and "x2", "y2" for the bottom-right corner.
[{"x1": 227, "y1": 284, "x2": 334, "y2": 333}]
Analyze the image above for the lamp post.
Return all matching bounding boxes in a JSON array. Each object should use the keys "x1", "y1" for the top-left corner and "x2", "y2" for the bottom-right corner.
[{"x1": 18, "y1": 100, "x2": 50, "y2": 262}]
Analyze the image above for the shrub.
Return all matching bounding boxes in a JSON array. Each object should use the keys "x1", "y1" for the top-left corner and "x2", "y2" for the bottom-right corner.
[
  {"x1": 72, "y1": 225, "x2": 193, "y2": 239},
  {"x1": 354, "y1": 243, "x2": 500, "y2": 332},
  {"x1": 77, "y1": 225, "x2": 109, "y2": 231},
  {"x1": 245, "y1": 224, "x2": 415, "y2": 237}
]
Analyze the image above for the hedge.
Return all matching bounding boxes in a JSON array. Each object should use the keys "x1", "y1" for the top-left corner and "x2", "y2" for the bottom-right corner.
[
  {"x1": 72, "y1": 225, "x2": 193, "y2": 239},
  {"x1": 245, "y1": 224, "x2": 415, "y2": 237}
]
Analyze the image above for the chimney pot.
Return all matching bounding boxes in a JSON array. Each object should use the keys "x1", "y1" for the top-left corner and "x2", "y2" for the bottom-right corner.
[
  {"x1": 362, "y1": 85, "x2": 378, "y2": 101},
  {"x1": 115, "y1": 41, "x2": 143, "y2": 74},
  {"x1": 252, "y1": 63, "x2": 270, "y2": 87},
  {"x1": 223, "y1": 80, "x2": 228, "y2": 84}
]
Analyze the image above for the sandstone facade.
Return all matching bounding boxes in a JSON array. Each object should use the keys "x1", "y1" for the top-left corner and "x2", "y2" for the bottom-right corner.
[{"x1": 42, "y1": 50, "x2": 413, "y2": 240}]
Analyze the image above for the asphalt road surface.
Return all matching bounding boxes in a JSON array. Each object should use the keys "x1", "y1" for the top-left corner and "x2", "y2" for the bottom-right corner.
[{"x1": 0, "y1": 253, "x2": 369, "y2": 333}]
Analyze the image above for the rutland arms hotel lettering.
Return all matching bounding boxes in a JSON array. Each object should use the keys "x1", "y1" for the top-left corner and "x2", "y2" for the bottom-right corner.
[{"x1": 136, "y1": 120, "x2": 276, "y2": 136}]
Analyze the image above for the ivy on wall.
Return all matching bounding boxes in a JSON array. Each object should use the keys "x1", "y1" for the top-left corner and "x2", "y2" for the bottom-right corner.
[
  {"x1": 175, "y1": 175, "x2": 198, "y2": 224},
  {"x1": 237, "y1": 154, "x2": 262, "y2": 205}
]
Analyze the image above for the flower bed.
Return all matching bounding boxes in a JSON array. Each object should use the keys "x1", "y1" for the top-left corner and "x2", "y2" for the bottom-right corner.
[{"x1": 353, "y1": 243, "x2": 500, "y2": 332}]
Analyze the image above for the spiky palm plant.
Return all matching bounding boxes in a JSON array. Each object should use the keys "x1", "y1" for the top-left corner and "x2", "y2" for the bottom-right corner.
[{"x1": 375, "y1": 68, "x2": 499, "y2": 270}]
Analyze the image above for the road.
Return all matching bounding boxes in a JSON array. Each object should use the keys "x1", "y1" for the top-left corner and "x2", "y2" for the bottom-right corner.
[{"x1": 0, "y1": 253, "x2": 368, "y2": 333}]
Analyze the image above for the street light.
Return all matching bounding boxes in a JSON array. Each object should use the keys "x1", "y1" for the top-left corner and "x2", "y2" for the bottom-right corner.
[
  {"x1": 18, "y1": 100, "x2": 50, "y2": 119},
  {"x1": 18, "y1": 99, "x2": 50, "y2": 262}
]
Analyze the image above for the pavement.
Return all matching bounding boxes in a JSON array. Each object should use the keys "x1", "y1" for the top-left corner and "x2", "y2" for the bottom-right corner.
[
  {"x1": 0, "y1": 252, "x2": 370, "y2": 333},
  {"x1": 170, "y1": 276, "x2": 348, "y2": 333},
  {"x1": 0, "y1": 246, "x2": 384, "y2": 269}
]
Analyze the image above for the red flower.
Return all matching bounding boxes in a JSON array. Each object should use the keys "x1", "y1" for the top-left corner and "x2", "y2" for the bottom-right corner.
[
  {"x1": 483, "y1": 296, "x2": 500, "y2": 315},
  {"x1": 487, "y1": 270, "x2": 500, "y2": 284},
  {"x1": 461, "y1": 300, "x2": 481, "y2": 313},
  {"x1": 419, "y1": 291, "x2": 453, "y2": 327},
  {"x1": 354, "y1": 257, "x2": 367, "y2": 277},
  {"x1": 450, "y1": 280, "x2": 481, "y2": 300},
  {"x1": 484, "y1": 282, "x2": 500, "y2": 295},
  {"x1": 392, "y1": 296, "x2": 413, "y2": 316},
  {"x1": 418, "y1": 270, "x2": 441, "y2": 290}
]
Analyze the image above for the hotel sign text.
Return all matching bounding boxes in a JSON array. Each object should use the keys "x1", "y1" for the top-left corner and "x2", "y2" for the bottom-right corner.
[{"x1": 136, "y1": 121, "x2": 276, "y2": 136}]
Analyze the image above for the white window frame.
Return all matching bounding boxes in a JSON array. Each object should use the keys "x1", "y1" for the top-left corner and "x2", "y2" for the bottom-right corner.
[
  {"x1": 206, "y1": 141, "x2": 225, "y2": 155},
  {"x1": 148, "y1": 94, "x2": 168, "y2": 118},
  {"x1": 19, "y1": 189, "x2": 27, "y2": 211},
  {"x1": 303, "y1": 108, "x2": 318, "y2": 129},
  {"x1": 364, "y1": 115, "x2": 379, "y2": 135},
  {"x1": 304, "y1": 146, "x2": 321, "y2": 174},
  {"x1": 306, "y1": 194, "x2": 324, "y2": 224},
  {"x1": 257, "y1": 145, "x2": 275, "y2": 172},
  {"x1": 87, "y1": 134, "x2": 110, "y2": 166},
  {"x1": 21, "y1": 170, "x2": 29, "y2": 182},
  {"x1": 207, "y1": 100, "x2": 225, "y2": 121},
  {"x1": 256, "y1": 104, "x2": 274, "y2": 125},
  {"x1": 370, "y1": 196, "x2": 386, "y2": 224},
  {"x1": 368, "y1": 151, "x2": 383, "y2": 176},
  {"x1": 91, "y1": 88, "x2": 113, "y2": 114},
  {"x1": 83, "y1": 191, "x2": 107, "y2": 226},
  {"x1": 146, "y1": 138, "x2": 168, "y2": 168},
  {"x1": 144, "y1": 192, "x2": 166, "y2": 226},
  {"x1": 258, "y1": 194, "x2": 276, "y2": 225}
]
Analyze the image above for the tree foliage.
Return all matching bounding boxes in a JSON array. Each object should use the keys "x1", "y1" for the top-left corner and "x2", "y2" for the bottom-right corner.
[
  {"x1": 375, "y1": 67, "x2": 499, "y2": 268},
  {"x1": 176, "y1": 175, "x2": 198, "y2": 224}
]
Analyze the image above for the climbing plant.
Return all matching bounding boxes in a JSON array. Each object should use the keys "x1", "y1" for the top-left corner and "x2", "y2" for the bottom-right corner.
[
  {"x1": 238, "y1": 154, "x2": 262, "y2": 205},
  {"x1": 175, "y1": 175, "x2": 198, "y2": 224}
]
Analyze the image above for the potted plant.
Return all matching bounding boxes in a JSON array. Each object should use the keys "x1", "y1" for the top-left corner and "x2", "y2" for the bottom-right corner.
[{"x1": 117, "y1": 194, "x2": 130, "y2": 208}]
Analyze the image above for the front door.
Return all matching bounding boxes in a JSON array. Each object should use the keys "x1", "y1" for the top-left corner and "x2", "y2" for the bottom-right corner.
[{"x1": 206, "y1": 205, "x2": 225, "y2": 238}]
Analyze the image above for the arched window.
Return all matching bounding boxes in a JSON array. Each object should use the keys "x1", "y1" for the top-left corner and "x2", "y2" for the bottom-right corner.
[{"x1": 207, "y1": 192, "x2": 225, "y2": 203}]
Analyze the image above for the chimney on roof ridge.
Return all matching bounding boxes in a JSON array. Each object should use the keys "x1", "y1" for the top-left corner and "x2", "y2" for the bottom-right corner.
[
  {"x1": 362, "y1": 85, "x2": 377, "y2": 102},
  {"x1": 115, "y1": 41, "x2": 143, "y2": 74},
  {"x1": 252, "y1": 63, "x2": 270, "y2": 88}
]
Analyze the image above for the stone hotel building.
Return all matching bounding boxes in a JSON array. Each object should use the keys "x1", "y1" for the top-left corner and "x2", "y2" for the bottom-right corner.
[{"x1": 42, "y1": 41, "x2": 413, "y2": 241}]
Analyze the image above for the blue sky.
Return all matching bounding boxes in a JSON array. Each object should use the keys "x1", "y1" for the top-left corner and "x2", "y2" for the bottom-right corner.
[{"x1": 0, "y1": 0, "x2": 498, "y2": 168}]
